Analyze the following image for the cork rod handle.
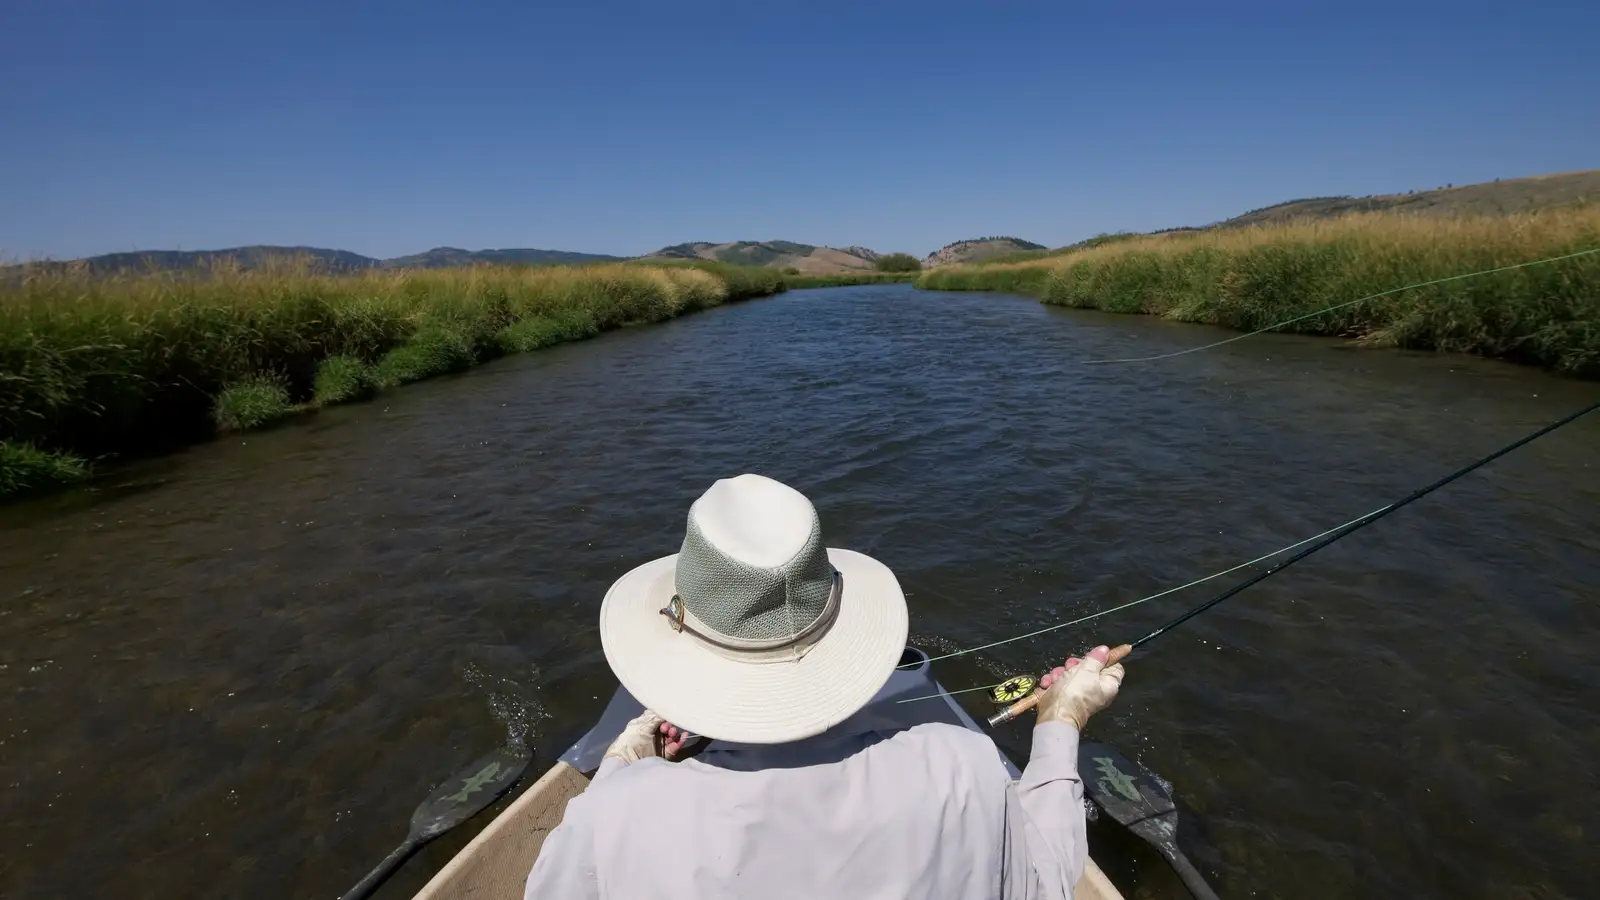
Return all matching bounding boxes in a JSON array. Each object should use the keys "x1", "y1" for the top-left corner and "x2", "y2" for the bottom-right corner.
[{"x1": 985, "y1": 644, "x2": 1132, "y2": 728}]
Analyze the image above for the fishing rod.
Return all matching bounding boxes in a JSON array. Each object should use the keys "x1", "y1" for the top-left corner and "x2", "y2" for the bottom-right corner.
[{"x1": 987, "y1": 397, "x2": 1600, "y2": 727}]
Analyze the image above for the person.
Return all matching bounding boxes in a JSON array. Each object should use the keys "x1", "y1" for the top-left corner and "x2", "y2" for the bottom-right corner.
[{"x1": 525, "y1": 473, "x2": 1126, "y2": 900}]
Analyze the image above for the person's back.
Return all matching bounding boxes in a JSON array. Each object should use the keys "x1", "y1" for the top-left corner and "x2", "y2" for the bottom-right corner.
[
  {"x1": 530, "y1": 722, "x2": 1018, "y2": 898},
  {"x1": 524, "y1": 474, "x2": 1123, "y2": 900}
]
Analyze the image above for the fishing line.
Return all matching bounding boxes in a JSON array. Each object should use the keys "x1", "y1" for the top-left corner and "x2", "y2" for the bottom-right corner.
[
  {"x1": 896, "y1": 504, "x2": 1391, "y2": 670},
  {"x1": 1083, "y1": 247, "x2": 1600, "y2": 364},
  {"x1": 897, "y1": 398, "x2": 1600, "y2": 705}
]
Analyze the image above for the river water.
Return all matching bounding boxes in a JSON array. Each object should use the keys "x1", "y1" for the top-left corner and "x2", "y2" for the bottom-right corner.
[{"x1": 2, "y1": 284, "x2": 1597, "y2": 899}]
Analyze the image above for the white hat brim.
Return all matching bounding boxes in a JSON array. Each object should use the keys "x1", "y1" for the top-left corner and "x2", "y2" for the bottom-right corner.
[{"x1": 598, "y1": 548, "x2": 910, "y2": 745}]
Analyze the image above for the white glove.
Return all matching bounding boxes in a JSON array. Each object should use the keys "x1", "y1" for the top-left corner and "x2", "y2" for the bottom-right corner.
[
  {"x1": 1036, "y1": 645, "x2": 1125, "y2": 730},
  {"x1": 603, "y1": 710, "x2": 667, "y2": 765}
]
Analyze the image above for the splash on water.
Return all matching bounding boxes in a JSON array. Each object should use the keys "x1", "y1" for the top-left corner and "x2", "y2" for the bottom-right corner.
[
  {"x1": 907, "y1": 631, "x2": 1015, "y2": 680},
  {"x1": 906, "y1": 631, "x2": 965, "y2": 657},
  {"x1": 463, "y1": 662, "x2": 551, "y2": 752}
]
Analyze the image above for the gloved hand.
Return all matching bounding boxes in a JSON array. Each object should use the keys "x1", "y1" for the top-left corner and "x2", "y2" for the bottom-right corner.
[
  {"x1": 1036, "y1": 644, "x2": 1125, "y2": 730},
  {"x1": 602, "y1": 710, "x2": 697, "y2": 765},
  {"x1": 603, "y1": 710, "x2": 666, "y2": 765}
]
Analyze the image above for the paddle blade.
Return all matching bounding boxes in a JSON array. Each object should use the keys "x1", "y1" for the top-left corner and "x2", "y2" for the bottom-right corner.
[
  {"x1": 1080, "y1": 742, "x2": 1222, "y2": 900},
  {"x1": 409, "y1": 746, "x2": 532, "y2": 841},
  {"x1": 1079, "y1": 742, "x2": 1177, "y2": 841}
]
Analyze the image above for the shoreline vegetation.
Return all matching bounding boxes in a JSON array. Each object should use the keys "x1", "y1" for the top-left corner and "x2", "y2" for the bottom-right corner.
[
  {"x1": 0, "y1": 260, "x2": 784, "y2": 499},
  {"x1": 9, "y1": 201, "x2": 1598, "y2": 501},
  {"x1": 782, "y1": 271, "x2": 920, "y2": 289},
  {"x1": 918, "y1": 205, "x2": 1600, "y2": 378}
]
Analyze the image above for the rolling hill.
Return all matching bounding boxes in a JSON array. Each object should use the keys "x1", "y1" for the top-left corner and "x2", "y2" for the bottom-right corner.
[
  {"x1": 51, "y1": 246, "x2": 379, "y2": 275},
  {"x1": 13, "y1": 244, "x2": 626, "y2": 275},
  {"x1": 921, "y1": 237, "x2": 1047, "y2": 268},
  {"x1": 380, "y1": 247, "x2": 624, "y2": 268},
  {"x1": 648, "y1": 241, "x2": 881, "y2": 274},
  {"x1": 964, "y1": 170, "x2": 1600, "y2": 266},
  {"x1": 1212, "y1": 169, "x2": 1600, "y2": 228}
]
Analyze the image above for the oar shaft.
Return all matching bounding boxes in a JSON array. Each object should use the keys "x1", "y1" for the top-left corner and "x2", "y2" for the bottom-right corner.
[
  {"x1": 1159, "y1": 844, "x2": 1222, "y2": 900},
  {"x1": 340, "y1": 838, "x2": 422, "y2": 900},
  {"x1": 986, "y1": 644, "x2": 1132, "y2": 726}
]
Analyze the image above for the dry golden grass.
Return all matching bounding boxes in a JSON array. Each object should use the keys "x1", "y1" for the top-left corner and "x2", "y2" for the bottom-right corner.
[{"x1": 920, "y1": 205, "x2": 1600, "y2": 375}]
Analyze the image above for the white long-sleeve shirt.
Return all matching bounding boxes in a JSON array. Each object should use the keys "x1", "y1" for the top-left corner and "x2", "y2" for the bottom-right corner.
[{"x1": 524, "y1": 721, "x2": 1089, "y2": 899}]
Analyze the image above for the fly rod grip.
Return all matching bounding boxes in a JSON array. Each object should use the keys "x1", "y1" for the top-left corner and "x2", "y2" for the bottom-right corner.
[{"x1": 986, "y1": 644, "x2": 1132, "y2": 728}]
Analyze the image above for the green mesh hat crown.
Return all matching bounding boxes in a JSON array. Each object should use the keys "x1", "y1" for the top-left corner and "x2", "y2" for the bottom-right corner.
[
  {"x1": 674, "y1": 487, "x2": 838, "y2": 646},
  {"x1": 598, "y1": 473, "x2": 910, "y2": 744}
]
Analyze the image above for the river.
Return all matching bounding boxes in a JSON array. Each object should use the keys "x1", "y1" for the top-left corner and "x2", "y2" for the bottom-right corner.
[{"x1": 2, "y1": 284, "x2": 1597, "y2": 899}]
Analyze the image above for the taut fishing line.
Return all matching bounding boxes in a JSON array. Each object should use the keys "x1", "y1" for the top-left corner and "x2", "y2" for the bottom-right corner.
[
  {"x1": 896, "y1": 503, "x2": 1391, "y2": 670},
  {"x1": 891, "y1": 248, "x2": 1599, "y2": 706},
  {"x1": 1083, "y1": 247, "x2": 1600, "y2": 365},
  {"x1": 899, "y1": 398, "x2": 1600, "y2": 706}
]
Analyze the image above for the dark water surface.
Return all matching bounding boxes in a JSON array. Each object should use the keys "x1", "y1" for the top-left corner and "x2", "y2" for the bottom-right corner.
[{"x1": 3, "y1": 285, "x2": 1597, "y2": 899}]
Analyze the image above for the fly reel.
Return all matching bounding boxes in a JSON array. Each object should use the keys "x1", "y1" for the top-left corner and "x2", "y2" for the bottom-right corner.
[{"x1": 989, "y1": 674, "x2": 1036, "y2": 704}]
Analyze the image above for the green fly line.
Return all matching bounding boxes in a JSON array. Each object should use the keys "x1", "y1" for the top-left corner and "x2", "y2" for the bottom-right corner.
[
  {"x1": 1083, "y1": 246, "x2": 1600, "y2": 365},
  {"x1": 897, "y1": 398, "x2": 1600, "y2": 706},
  {"x1": 895, "y1": 502, "x2": 1391, "y2": 676},
  {"x1": 890, "y1": 249, "x2": 1600, "y2": 705}
]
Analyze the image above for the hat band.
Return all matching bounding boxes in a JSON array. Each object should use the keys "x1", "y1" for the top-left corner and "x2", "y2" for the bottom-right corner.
[{"x1": 659, "y1": 569, "x2": 842, "y2": 663}]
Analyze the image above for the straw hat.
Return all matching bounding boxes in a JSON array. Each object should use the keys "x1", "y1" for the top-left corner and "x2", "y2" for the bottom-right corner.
[{"x1": 598, "y1": 474, "x2": 909, "y2": 744}]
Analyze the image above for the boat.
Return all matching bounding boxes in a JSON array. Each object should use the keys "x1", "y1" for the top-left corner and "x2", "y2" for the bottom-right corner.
[{"x1": 411, "y1": 645, "x2": 1126, "y2": 900}]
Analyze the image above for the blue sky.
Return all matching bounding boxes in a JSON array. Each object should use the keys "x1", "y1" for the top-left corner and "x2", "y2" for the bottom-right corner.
[{"x1": 1, "y1": 1, "x2": 1595, "y2": 260}]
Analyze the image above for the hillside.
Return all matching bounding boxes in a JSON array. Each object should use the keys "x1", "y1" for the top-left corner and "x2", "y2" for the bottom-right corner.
[
  {"x1": 922, "y1": 237, "x2": 1047, "y2": 268},
  {"x1": 381, "y1": 247, "x2": 624, "y2": 268},
  {"x1": 54, "y1": 246, "x2": 380, "y2": 275},
  {"x1": 965, "y1": 170, "x2": 1600, "y2": 267},
  {"x1": 1214, "y1": 169, "x2": 1600, "y2": 229},
  {"x1": 13, "y1": 244, "x2": 624, "y2": 275},
  {"x1": 648, "y1": 241, "x2": 880, "y2": 274}
]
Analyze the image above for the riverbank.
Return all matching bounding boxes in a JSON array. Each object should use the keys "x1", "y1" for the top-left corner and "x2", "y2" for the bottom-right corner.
[
  {"x1": 0, "y1": 261, "x2": 784, "y2": 499},
  {"x1": 918, "y1": 206, "x2": 1600, "y2": 377},
  {"x1": 783, "y1": 271, "x2": 920, "y2": 289}
]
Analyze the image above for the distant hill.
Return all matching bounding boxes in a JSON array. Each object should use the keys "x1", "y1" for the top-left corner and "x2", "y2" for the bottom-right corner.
[
  {"x1": 1212, "y1": 169, "x2": 1600, "y2": 229},
  {"x1": 969, "y1": 170, "x2": 1600, "y2": 266},
  {"x1": 922, "y1": 237, "x2": 1047, "y2": 268},
  {"x1": 381, "y1": 246, "x2": 624, "y2": 268},
  {"x1": 55, "y1": 245, "x2": 380, "y2": 275},
  {"x1": 13, "y1": 244, "x2": 625, "y2": 276},
  {"x1": 648, "y1": 241, "x2": 880, "y2": 274}
]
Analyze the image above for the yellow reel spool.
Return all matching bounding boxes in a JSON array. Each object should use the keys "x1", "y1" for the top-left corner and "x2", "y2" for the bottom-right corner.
[{"x1": 990, "y1": 674, "x2": 1037, "y2": 704}]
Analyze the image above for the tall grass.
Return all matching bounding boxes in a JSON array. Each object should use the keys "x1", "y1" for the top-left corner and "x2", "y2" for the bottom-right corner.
[
  {"x1": 0, "y1": 442, "x2": 88, "y2": 497},
  {"x1": 212, "y1": 374, "x2": 291, "y2": 432},
  {"x1": 619, "y1": 258, "x2": 786, "y2": 300},
  {"x1": 0, "y1": 260, "x2": 782, "y2": 498},
  {"x1": 918, "y1": 206, "x2": 1600, "y2": 376},
  {"x1": 785, "y1": 272, "x2": 921, "y2": 289}
]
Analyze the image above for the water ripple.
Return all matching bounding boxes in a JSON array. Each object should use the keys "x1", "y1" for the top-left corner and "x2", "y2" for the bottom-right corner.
[{"x1": 0, "y1": 286, "x2": 1597, "y2": 900}]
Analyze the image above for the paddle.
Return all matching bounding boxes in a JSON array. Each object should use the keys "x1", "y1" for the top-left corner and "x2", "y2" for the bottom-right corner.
[
  {"x1": 339, "y1": 745, "x2": 532, "y2": 900},
  {"x1": 1078, "y1": 741, "x2": 1220, "y2": 900}
]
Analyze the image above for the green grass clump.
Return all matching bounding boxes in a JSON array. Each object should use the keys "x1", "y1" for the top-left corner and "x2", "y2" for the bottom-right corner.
[
  {"x1": 0, "y1": 441, "x2": 89, "y2": 497},
  {"x1": 496, "y1": 310, "x2": 600, "y2": 353},
  {"x1": 917, "y1": 206, "x2": 1600, "y2": 377},
  {"x1": 0, "y1": 259, "x2": 783, "y2": 500},
  {"x1": 785, "y1": 272, "x2": 921, "y2": 289},
  {"x1": 374, "y1": 329, "x2": 477, "y2": 386},
  {"x1": 313, "y1": 355, "x2": 379, "y2": 405},
  {"x1": 917, "y1": 264, "x2": 1055, "y2": 295},
  {"x1": 213, "y1": 375, "x2": 292, "y2": 432}
]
